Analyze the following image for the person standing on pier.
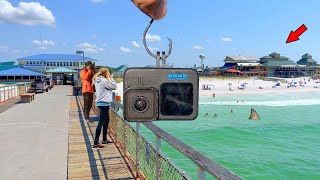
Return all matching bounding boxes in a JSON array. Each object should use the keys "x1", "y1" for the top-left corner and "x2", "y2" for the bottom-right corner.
[
  {"x1": 92, "y1": 68, "x2": 117, "y2": 148},
  {"x1": 80, "y1": 61, "x2": 95, "y2": 123}
]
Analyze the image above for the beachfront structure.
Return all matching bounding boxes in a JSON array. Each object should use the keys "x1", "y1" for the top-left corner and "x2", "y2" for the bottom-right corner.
[
  {"x1": 220, "y1": 56, "x2": 266, "y2": 76},
  {"x1": 0, "y1": 67, "x2": 44, "y2": 82},
  {"x1": 297, "y1": 53, "x2": 319, "y2": 76},
  {"x1": 17, "y1": 54, "x2": 98, "y2": 73},
  {"x1": 260, "y1": 52, "x2": 308, "y2": 78}
]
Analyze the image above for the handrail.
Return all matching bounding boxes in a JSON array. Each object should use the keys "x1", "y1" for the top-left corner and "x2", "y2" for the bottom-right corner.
[
  {"x1": 0, "y1": 83, "x2": 30, "y2": 103},
  {"x1": 142, "y1": 122, "x2": 242, "y2": 180},
  {"x1": 110, "y1": 92, "x2": 243, "y2": 180}
]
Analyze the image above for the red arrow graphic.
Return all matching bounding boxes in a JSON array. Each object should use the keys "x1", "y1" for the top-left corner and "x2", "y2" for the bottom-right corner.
[{"x1": 286, "y1": 24, "x2": 308, "y2": 43}]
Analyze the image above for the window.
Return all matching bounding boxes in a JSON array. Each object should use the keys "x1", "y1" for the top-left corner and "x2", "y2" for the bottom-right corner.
[
  {"x1": 37, "y1": 61, "x2": 40, "y2": 65},
  {"x1": 66, "y1": 62, "x2": 69, "y2": 66},
  {"x1": 60, "y1": 62, "x2": 63, "y2": 66},
  {"x1": 53, "y1": 62, "x2": 56, "y2": 66},
  {"x1": 26, "y1": 61, "x2": 29, "y2": 65},
  {"x1": 63, "y1": 62, "x2": 66, "y2": 66},
  {"x1": 73, "y1": 62, "x2": 76, "y2": 66},
  {"x1": 47, "y1": 62, "x2": 50, "y2": 66}
]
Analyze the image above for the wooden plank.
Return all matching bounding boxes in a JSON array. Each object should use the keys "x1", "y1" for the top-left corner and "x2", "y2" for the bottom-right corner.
[{"x1": 67, "y1": 96, "x2": 135, "y2": 180}]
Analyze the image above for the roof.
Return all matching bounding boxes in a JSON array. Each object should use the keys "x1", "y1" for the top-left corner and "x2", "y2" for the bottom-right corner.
[
  {"x1": 260, "y1": 52, "x2": 289, "y2": 60},
  {"x1": 226, "y1": 69, "x2": 240, "y2": 73},
  {"x1": 114, "y1": 65, "x2": 128, "y2": 72},
  {"x1": 46, "y1": 67, "x2": 77, "y2": 73},
  {"x1": 0, "y1": 67, "x2": 44, "y2": 76},
  {"x1": 0, "y1": 65, "x2": 20, "y2": 71},
  {"x1": 262, "y1": 60, "x2": 296, "y2": 67},
  {"x1": 220, "y1": 63, "x2": 237, "y2": 70},
  {"x1": 302, "y1": 53, "x2": 312, "y2": 59},
  {"x1": 17, "y1": 54, "x2": 97, "y2": 61},
  {"x1": 297, "y1": 58, "x2": 317, "y2": 65},
  {"x1": 225, "y1": 56, "x2": 259, "y2": 62},
  {"x1": 0, "y1": 61, "x2": 15, "y2": 66},
  {"x1": 237, "y1": 63, "x2": 261, "y2": 66}
]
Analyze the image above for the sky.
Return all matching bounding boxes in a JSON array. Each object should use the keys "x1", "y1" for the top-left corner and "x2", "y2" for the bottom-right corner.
[{"x1": 1, "y1": 0, "x2": 320, "y2": 67}]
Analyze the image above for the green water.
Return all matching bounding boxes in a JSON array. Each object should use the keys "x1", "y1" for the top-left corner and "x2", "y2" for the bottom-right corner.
[{"x1": 141, "y1": 91, "x2": 320, "y2": 179}]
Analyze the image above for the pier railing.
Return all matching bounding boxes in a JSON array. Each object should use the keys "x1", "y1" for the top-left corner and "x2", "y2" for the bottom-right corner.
[
  {"x1": 93, "y1": 92, "x2": 243, "y2": 180},
  {"x1": 0, "y1": 83, "x2": 30, "y2": 104}
]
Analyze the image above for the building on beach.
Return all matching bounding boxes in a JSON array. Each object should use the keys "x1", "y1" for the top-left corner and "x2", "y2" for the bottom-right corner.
[
  {"x1": 220, "y1": 56, "x2": 266, "y2": 76},
  {"x1": 17, "y1": 54, "x2": 98, "y2": 73},
  {"x1": 297, "y1": 53, "x2": 319, "y2": 76}
]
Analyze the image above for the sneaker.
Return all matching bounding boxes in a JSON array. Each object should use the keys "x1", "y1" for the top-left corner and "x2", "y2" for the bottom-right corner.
[
  {"x1": 92, "y1": 143, "x2": 104, "y2": 149},
  {"x1": 102, "y1": 140, "x2": 113, "y2": 144}
]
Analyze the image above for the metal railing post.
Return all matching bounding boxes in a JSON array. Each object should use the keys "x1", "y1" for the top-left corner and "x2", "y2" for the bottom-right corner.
[
  {"x1": 156, "y1": 136, "x2": 162, "y2": 180},
  {"x1": 135, "y1": 122, "x2": 140, "y2": 178},
  {"x1": 123, "y1": 121, "x2": 126, "y2": 157},
  {"x1": 197, "y1": 166, "x2": 206, "y2": 180}
]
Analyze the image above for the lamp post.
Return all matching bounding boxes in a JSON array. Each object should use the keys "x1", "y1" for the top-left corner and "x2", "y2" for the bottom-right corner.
[{"x1": 76, "y1": 51, "x2": 85, "y2": 86}]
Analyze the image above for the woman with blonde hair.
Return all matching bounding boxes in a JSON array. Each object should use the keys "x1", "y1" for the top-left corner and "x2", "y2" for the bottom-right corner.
[{"x1": 92, "y1": 68, "x2": 117, "y2": 149}]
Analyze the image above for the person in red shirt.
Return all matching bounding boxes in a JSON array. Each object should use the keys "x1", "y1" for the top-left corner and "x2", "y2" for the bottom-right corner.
[{"x1": 80, "y1": 61, "x2": 95, "y2": 123}]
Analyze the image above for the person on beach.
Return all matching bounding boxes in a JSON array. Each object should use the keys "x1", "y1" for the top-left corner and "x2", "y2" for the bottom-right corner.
[
  {"x1": 214, "y1": 113, "x2": 218, "y2": 117},
  {"x1": 205, "y1": 113, "x2": 208, "y2": 116},
  {"x1": 92, "y1": 68, "x2": 117, "y2": 149},
  {"x1": 231, "y1": 109, "x2": 233, "y2": 113},
  {"x1": 80, "y1": 61, "x2": 95, "y2": 123}
]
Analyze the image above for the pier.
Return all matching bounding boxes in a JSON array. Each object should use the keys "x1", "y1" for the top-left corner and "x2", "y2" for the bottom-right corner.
[{"x1": 0, "y1": 85, "x2": 242, "y2": 179}]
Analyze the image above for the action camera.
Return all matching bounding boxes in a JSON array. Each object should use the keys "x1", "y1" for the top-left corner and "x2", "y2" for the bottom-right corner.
[{"x1": 123, "y1": 68, "x2": 199, "y2": 122}]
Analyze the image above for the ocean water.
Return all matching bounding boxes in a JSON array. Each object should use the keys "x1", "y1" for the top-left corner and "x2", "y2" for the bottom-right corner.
[{"x1": 141, "y1": 91, "x2": 320, "y2": 179}]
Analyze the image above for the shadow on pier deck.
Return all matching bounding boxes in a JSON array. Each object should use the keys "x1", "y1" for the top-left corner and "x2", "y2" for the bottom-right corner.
[{"x1": 68, "y1": 96, "x2": 135, "y2": 180}]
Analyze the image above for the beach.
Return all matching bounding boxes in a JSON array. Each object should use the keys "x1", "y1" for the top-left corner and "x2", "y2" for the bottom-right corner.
[{"x1": 115, "y1": 76, "x2": 320, "y2": 98}]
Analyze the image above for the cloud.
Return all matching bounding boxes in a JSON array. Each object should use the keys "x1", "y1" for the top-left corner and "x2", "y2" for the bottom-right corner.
[
  {"x1": 0, "y1": 0, "x2": 55, "y2": 27},
  {"x1": 120, "y1": 47, "x2": 132, "y2": 53},
  {"x1": 32, "y1": 40, "x2": 55, "y2": 50},
  {"x1": 221, "y1": 37, "x2": 233, "y2": 42},
  {"x1": 77, "y1": 43, "x2": 105, "y2": 53},
  {"x1": 145, "y1": 33, "x2": 161, "y2": 42},
  {"x1": 0, "y1": 45, "x2": 9, "y2": 52},
  {"x1": 149, "y1": 47, "x2": 159, "y2": 52},
  {"x1": 91, "y1": 0, "x2": 104, "y2": 3},
  {"x1": 192, "y1": 45, "x2": 204, "y2": 50},
  {"x1": 132, "y1": 41, "x2": 141, "y2": 48}
]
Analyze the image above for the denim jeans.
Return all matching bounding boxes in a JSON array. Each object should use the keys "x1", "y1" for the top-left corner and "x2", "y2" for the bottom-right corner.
[{"x1": 94, "y1": 106, "x2": 110, "y2": 145}]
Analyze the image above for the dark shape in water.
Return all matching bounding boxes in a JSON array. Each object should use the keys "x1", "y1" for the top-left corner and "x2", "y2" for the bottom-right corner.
[{"x1": 249, "y1": 108, "x2": 260, "y2": 120}]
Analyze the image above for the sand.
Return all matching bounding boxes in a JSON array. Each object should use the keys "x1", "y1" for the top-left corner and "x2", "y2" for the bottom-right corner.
[{"x1": 115, "y1": 77, "x2": 320, "y2": 98}]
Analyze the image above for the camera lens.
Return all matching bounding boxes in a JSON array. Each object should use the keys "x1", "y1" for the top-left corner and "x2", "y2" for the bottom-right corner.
[{"x1": 133, "y1": 96, "x2": 149, "y2": 113}]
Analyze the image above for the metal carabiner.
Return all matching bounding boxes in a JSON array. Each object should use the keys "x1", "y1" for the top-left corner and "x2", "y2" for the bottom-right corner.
[{"x1": 143, "y1": 19, "x2": 172, "y2": 67}]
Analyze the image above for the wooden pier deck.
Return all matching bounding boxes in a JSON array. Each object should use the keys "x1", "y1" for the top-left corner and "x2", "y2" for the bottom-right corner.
[{"x1": 68, "y1": 96, "x2": 135, "y2": 180}]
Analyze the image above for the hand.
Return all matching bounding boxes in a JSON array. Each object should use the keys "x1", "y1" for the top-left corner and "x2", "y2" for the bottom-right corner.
[
  {"x1": 132, "y1": 0, "x2": 167, "y2": 20},
  {"x1": 109, "y1": 74, "x2": 113, "y2": 79}
]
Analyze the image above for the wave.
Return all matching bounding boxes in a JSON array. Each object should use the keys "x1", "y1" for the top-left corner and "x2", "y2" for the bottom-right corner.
[{"x1": 200, "y1": 99, "x2": 320, "y2": 107}]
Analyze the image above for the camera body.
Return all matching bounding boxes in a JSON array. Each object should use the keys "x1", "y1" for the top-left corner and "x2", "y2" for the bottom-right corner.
[{"x1": 123, "y1": 68, "x2": 199, "y2": 122}]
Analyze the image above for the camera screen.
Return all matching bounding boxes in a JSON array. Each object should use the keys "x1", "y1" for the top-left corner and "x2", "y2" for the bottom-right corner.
[{"x1": 160, "y1": 83, "x2": 193, "y2": 116}]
